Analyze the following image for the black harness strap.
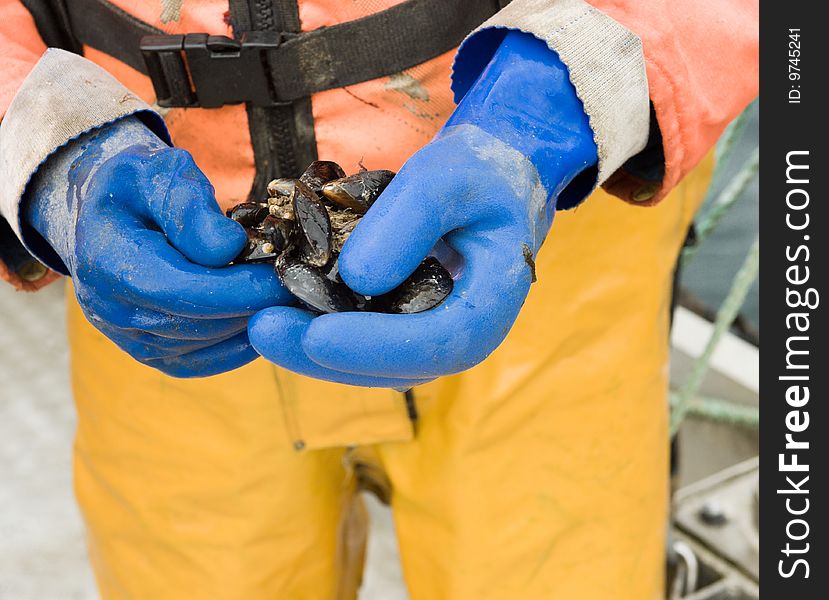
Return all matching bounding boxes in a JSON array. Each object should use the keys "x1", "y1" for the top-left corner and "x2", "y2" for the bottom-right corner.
[
  {"x1": 55, "y1": 0, "x2": 508, "y2": 103},
  {"x1": 265, "y1": 0, "x2": 508, "y2": 102},
  {"x1": 65, "y1": 0, "x2": 163, "y2": 73},
  {"x1": 21, "y1": 0, "x2": 510, "y2": 196},
  {"x1": 19, "y1": 0, "x2": 80, "y2": 53},
  {"x1": 229, "y1": 0, "x2": 318, "y2": 198}
]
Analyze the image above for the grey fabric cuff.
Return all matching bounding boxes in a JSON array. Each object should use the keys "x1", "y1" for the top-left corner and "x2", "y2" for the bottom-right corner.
[
  {"x1": 451, "y1": 0, "x2": 650, "y2": 189},
  {"x1": 0, "y1": 49, "x2": 168, "y2": 247}
]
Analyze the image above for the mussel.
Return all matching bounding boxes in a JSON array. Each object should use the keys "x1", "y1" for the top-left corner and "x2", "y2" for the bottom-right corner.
[
  {"x1": 228, "y1": 161, "x2": 453, "y2": 315},
  {"x1": 276, "y1": 256, "x2": 358, "y2": 314},
  {"x1": 260, "y1": 216, "x2": 294, "y2": 255},
  {"x1": 321, "y1": 169, "x2": 395, "y2": 214},
  {"x1": 235, "y1": 230, "x2": 280, "y2": 263},
  {"x1": 299, "y1": 160, "x2": 346, "y2": 194},
  {"x1": 226, "y1": 202, "x2": 269, "y2": 228},
  {"x1": 291, "y1": 180, "x2": 333, "y2": 267},
  {"x1": 373, "y1": 257, "x2": 455, "y2": 314},
  {"x1": 267, "y1": 178, "x2": 295, "y2": 199}
]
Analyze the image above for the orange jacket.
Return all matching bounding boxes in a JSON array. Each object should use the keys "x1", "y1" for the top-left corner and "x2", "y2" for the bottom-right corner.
[{"x1": 0, "y1": 0, "x2": 758, "y2": 290}]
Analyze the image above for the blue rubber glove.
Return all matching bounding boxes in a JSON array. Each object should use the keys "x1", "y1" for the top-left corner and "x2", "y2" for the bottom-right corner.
[
  {"x1": 23, "y1": 116, "x2": 290, "y2": 377},
  {"x1": 248, "y1": 31, "x2": 598, "y2": 385}
]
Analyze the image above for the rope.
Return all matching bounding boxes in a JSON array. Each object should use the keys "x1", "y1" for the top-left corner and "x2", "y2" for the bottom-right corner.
[
  {"x1": 683, "y1": 146, "x2": 759, "y2": 266},
  {"x1": 670, "y1": 393, "x2": 759, "y2": 430},
  {"x1": 670, "y1": 235, "x2": 759, "y2": 435},
  {"x1": 715, "y1": 102, "x2": 754, "y2": 166}
]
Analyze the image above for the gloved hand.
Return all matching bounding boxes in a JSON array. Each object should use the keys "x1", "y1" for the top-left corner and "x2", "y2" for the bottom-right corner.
[
  {"x1": 248, "y1": 31, "x2": 598, "y2": 386},
  {"x1": 23, "y1": 116, "x2": 290, "y2": 377}
]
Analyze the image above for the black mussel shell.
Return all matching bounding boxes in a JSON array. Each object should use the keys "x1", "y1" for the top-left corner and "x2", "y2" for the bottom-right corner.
[
  {"x1": 234, "y1": 229, "x2": 281, "y2": 264},
  {"x1": 299, "y1": 161, "x2": 347, "y2": 193},
  {"x1": 292, "y1": 180, "x2": 333, "y2": 267},
  {"x1": 260, "y1": 215, "x2": 295, "y2": 255},
  {"x1": 322, "y1": 252, "x2": 341, "y2": 282},
  {"x1": 374, "y1": 257, "x2": 453, "y2": 314},
  {"x1": 319, "y1": 255, "x2": 372, "y2": 311},
  {"x1": 276, "y1": 257, "x2": 358, "y2": 314},
  {"x1": 267, "y1": 178, "x2": 296, "y2": 198},
  {"x1": 321, "y1": 169, "x2": 395, "y2": 214},
  {"x1": 227, "y1": 202, "x2": 269, "y2": 228}
]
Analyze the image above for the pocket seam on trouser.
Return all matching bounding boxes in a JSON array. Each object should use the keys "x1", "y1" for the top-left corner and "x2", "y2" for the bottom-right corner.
[
  {"x1": 268, "y1": 364, "x2": 306, "y2": 450},
  {"x1": 269, "y1": 365, "x2": 415, "y2": 451}
]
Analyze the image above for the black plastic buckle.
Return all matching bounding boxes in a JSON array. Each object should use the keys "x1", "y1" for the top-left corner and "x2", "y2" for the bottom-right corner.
[{"x1": 140, "y1": 32, "x2": 290, "y2": 109}]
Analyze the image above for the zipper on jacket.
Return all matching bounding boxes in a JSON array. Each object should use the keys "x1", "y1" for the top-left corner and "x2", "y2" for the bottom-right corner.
[{"x1": 230, "y1": 0, "x2": 318, "y2": 200}]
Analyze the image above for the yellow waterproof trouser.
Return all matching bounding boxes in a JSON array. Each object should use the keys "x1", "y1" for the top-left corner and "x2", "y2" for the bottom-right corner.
[{"x1": 67, "y1": 156, "x2": 712, "y2": 600}]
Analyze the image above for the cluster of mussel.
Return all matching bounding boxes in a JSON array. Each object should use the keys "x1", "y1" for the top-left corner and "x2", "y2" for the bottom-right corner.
[{"x1": 227, "y1": 161, "x2": 453, "y2": 314}]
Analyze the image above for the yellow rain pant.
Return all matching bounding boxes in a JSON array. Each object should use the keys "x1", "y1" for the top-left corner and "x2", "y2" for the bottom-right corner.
[{"x1": 67, "y1": 155, "x2": 712, "y2": 600}]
